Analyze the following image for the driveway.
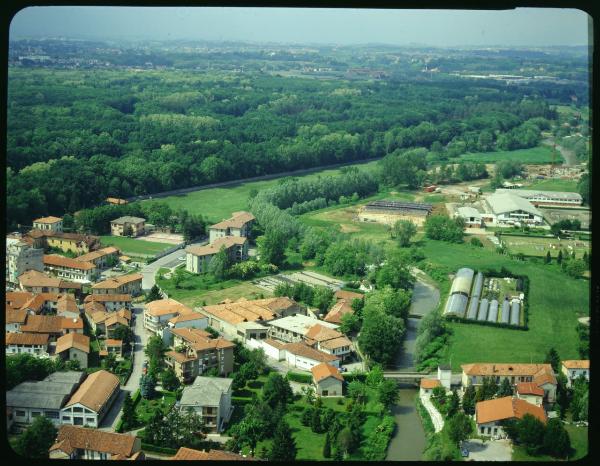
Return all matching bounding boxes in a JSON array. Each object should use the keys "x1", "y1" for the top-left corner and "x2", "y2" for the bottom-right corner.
[{"x1": 463, "y1": 439, "x2": 513, "y2": 461}]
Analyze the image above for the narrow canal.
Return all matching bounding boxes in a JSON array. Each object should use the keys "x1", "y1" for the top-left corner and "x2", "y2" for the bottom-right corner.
[{"x1": 385, "y1": 278, "x2": 440, "y2": 461}]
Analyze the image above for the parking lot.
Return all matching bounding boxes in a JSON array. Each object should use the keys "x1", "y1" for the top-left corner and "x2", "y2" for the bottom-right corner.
[{"x1": 463, "y1": 439, "x2": 512, "y2": 461}]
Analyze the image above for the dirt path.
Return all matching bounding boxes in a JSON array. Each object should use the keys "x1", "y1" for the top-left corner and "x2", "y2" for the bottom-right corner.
[{"x1": 542, "y1": 138, "x2": 577, "y2": 166}]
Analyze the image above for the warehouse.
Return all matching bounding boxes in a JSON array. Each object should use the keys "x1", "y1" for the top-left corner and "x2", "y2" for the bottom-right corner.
[
  {"x1": 455, "y1": 206, "x2": 483, "y2": 228},
  {"x1": 495, "y1": 189, "x2": 582, "y2": 207},
  {"x1": 358, "y1": 200, "x2": 433, "y2": 226},
  {"x1": 484, "y1": 193, "x2": 544, "y2": 226}
]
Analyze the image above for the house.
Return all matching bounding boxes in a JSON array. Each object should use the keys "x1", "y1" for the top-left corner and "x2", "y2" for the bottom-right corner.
[
  {"x1": 20, "y1": 315, "x2": 84, "y2": 340},
  {"x1": 455, "y1": 206, "x2": 483, "y2": 228},
  {"x1": 43, "y1": 255, "x2": 97, "y2": 283},
  {"x1": 7, "y1": 372, "x2": 85, "y2": 427},
  {"x1": 91, "y1": 273, "x2": 143, "y2": 296},
  {"x1": 60, "y1": 370, "x2": 120, "y2": 428},
  {"x1": 186, "y1": 236, "x2": 248, "y2": 274},
  {"x1": 316, "y1": 336, "x2": 353, "y2": 361},
  {"x1": 55, "y1": 333, "x2": 90, "y2": 369},
  {"x1": 74, "y1": 247, "x2": 120, "y2": 269},
  {"x1": 144, "y1": 298, "x2": 204, "y2": 338},
  {"x1": 178, "y1": 376, "x2": 233, "y2": 433},
  {"x1": 484, "y1": 193, "x2": 544, "y2": 226},
  {"x1": 5, "y1": 332, "x2": 50, "y2": 356},
  {"x1": 42, "y1": 232, "x2": 100, "y2": 255},
  {"x1": 56, "y1": 293, "x2": 79, "y2": 319},
  {"x1": 101, "y1": 339, "x2": 123, "y2": 359},
  {"x1": 171, "y1": 447, "x2": 249, "y2": 461},
  {"x1": 420, "y1": 379, "x2": 442, "y2": 396},
  {"x1": 6, "y1": 237, "x2": 44, "y2": 286},
  {"x1": 110, "y1": 216, "x2": 146, "y2": 237},
  {"x1": 283, "y1": 342, "x2": 340, "y2": 370},
  {"x1": 233, "y1": 320, "x2": 270, "y2": 342},
  {"x1": 199, "y1": 297, "x2": 303, "y2": 339},
  {"x1": 104, "y1": 314, "x2": 131, "y2": 338},
  {"x1": 49, "y1": 425, "x2": 143, "y2": 460},
  {"x1": 208, "y1": 211, "x2": 255, "y2": 243},
  {"x1": 267, "y1": 315, "x2": 339, "y2": 344},
  {"x1": 6, "y1": 308, "x2": 29, "y2": 333},
  {"x1": 84, "y1": 293, "x2": 132, "y2": 311},
  {"x1": 461, "y1": 363, "x2": 557, "y2": 403},
  {"x1": 33, "y1": 216, "x2": 63, "y2": 233},
  {"x1": 475, "y1": 396, "x2": 547, "y2": 438},
  {"x1": 18, "y1": 270, "x2": 82, "y2": 294},
  {"x1": 105, "y1": 197, "x2": 128, "y2": 206},
  {"x1": 561, "y1": 360, "x2": 590, "y2": 387},
  {"x1": 165, "y1": 327, "x2": 234, "y2": 383},
  {"x1": 84, "y1": 304, "x2": 130, "y2": 335},
  {"x1": 6, "y1": 291, "x2": 60, "y2": 316},
  {"x1": 5, "y1": 290, "x2": 36, "y2": 311},
  {"x1": 515, "y1": 382, "x2": 544, "y2": 406},
  {"x1": 323, "y1": 300, "x2": 354, "y2": 324},
  {"x1": 311, "y1": 363, "x2": 343, "y2": 397}
]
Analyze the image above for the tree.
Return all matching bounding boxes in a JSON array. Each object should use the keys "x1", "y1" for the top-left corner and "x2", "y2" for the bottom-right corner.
[
  {"x1": 339, "y1": 312, "x2": 361, "y2": 334},
  {"x1": 145, "y1": 335, "x2": 166, "y2": 366},
  {"x1": 445, "y1": 412, "x2": 473, "y2": 445},
  {"x1": 257, "y1": 230, "x2": 287, "y2": 266},
  {"x1": 146, "y1": 284, "x2": 162, "y2": 302},
  {"x1": 65, "y1": 359, "x2": 81, "y2": 371},
  {"x1": 462, "y1": 385, "x2": 476, "y2": 415},
  {"x1": 337, "y1": 427, "x2": 353, "y2": 457},
  {"x1": 111, "y1": 324, "x2": 134, "y2": 346},
  {"x1": 312, "y1": 286, "x2": 335, "y2": 313},
  {"x1": 544, "y1": 347, "x2": 561, "y2": 373},
  {"x1": 377, "y1": 379, "x2": 400, "y2": 411},
  {"x1": 323, "y1": 431, "x2": 332, "y2": 458},
  {"x1": 424, "y1": 214, "x2": 464, "y2": 243},
  {"x1": 557, "y1": 249, "x2": 563, "y2": 265},
  {"x1": 161, "y1": 368, "x2": 180, "y2": 392},
  {"x1": 545, "y1": 251, "x2": 551, "y2": 264},
  {"x1": 262, "y1": 372, "x2": 293, "y2": 408},
  {"x1": 518, "y1": 414, "x2": 546, "y2": 454},
  {"x1": 301, "y1": 406, "x2": 313, "y2": 426},
  {"x1": 391, "y1": 220, "x2": 417, "y2": 247},
  {"x1": 497, "y1": 378, "x2": 514, "y2": 398},
  {"x1": 172, "y1": 266, "x2": 186, "y2": 289},
  {"x1": 366, "y1": 364, "x2": 385, "y2": 387},
  {"x1": 446, "y1": 390, "x2": 460, "y2": 418},
  {"x1": 543, "y1": 418, "x2": 571, "y2": 458},
  {"x1": 564, "y1": 258, "x2": 586, "y2": 278},
  {"x1": 232, "y1": 417, "x2": 263, "y2": 457},
  {"x1": 470, "y1": 237, "x2": 483, "y2": 247},
  {"x1": 13, "y1": 415, "x2": 57, "y2": 458},
  {"x1": 121, "y1": 392, "x2": 139, "y2": 432},
  {"x1": 268, "y1": 419, "x2": 297, "y2": 462},
  {"x1": 208, "y1": 246, "x2": 229, "y2": 279},
  {"x1": 358, "y1": 309, "x2": 405, "y2": 366}
]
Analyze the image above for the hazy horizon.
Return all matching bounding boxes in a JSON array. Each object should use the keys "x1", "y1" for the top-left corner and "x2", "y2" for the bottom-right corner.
[{"x1": 10, "y1": 7, "x2": 591, "y2": 47}]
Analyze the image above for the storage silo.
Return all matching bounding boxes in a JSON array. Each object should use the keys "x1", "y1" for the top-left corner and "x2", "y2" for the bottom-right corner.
[
  {"x1": 501, "y1": 299, "x2": 510, "y2": 324},
  {"x1": 466, "y1": 297, "x2": 479, "y2": 320},
  {"x1": 450, "y1": 268, "x2": 475, "y2": 296},
  {"x1": 510, "y1": 301, "x2": 520, "y2": 326},
  {"x1": 487, "y1": 299, "x2": 499, "y2": 322},
  {"x1": 477, "y1": 298, "x2": 489, "y2": 321},
  {"x1": 445, "y1": 293, "x2": 468, "y2": 316},
  {"x1": 471, "y1": 272, "x2": 483, "y2": 299}
]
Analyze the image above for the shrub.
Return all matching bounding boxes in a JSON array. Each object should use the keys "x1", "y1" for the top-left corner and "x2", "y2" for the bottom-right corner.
[{"x1": 286, "y1": 371, "x2": 312, "y2": 384}]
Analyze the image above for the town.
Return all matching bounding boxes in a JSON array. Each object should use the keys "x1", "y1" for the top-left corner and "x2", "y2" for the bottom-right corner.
[{"x1": 5, "y1": 6, "x2": 590, "y2": 463}]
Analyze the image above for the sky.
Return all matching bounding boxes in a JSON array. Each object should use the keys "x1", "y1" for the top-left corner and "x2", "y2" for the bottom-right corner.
[{"x1": 9, "y1": 7, "x2": 591, "y2": 47}]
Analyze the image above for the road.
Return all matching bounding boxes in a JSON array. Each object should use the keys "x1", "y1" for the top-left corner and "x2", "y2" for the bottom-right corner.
[
  {"x1": 99, "y1": 304, "x2": 149, "y2": 430},
  {"x1": 140, "y1": 238, "x2": 208, "y2": 291}
]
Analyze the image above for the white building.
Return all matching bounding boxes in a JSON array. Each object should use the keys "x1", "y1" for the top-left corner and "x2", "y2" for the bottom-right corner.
[
  {"x1": 283, "y1": 342, "x2": 340, "y2": 370},
  {"x1": 484, "y1": 193, "x2": 544, "y2": 226},
  {"x1": 178, "y1": 377, "x2": 233, "y2": 433},
  {"x1": 6, "y1": 237, "x2": 44, "y2": 287},
  {"x1": 208, "y1": 211, "x2": 255, "y2": 243},
  {"x1": 455, "y1": 206, "x2": 483, "y2": 228},
  {"x1": 32, "y1": 216, "x2": 64, "y2": 233},
  {"x1": 5, "y1": 332, "x2": 50, "y2": 356},
  {"x1": 561, "y1": 360, "x2": 589, "y2": 387},
  {"x1": 267, "y1": 314, "x2": 339, "y2": 343},
  {"x1": 495, "y1": 189, "x2": 583, "y2": 207}
]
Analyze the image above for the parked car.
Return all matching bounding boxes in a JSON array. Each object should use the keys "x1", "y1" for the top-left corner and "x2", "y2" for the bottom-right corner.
[{"x1": 339, "y1": 367, "x2": 347, "y2": 373}]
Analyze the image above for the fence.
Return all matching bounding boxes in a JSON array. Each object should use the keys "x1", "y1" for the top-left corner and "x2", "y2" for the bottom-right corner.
[{"x1": 153, "y1": 242, "x2": 186, "y2": 260}]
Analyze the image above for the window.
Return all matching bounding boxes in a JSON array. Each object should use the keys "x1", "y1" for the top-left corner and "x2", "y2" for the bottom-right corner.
[
  {"x1": 73, "y1": 417, "x2": 84, "y2": 425},
  {"x1": 31, "y1": 412, "x2": 41, "y2": 418},
  {"x1": 45, "y1": 411, "x2": 59, "y2": 419},
  {"x1": 73, "y1": 407, "x2": 83, "y2": 413},
  {"x1": 16, "y1": 411, "x2": 26, "y2": 417}
]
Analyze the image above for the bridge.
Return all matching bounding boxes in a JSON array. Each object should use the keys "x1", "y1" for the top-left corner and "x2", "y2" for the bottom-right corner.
[{"x1": 383, "y1": 371, "x2": 431, "y2": 385}]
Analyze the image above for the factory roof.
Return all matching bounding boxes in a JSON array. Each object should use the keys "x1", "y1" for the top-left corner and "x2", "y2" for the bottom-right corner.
[{"x1": 486, "y1": 193, "x2": 542, "y2": 217}]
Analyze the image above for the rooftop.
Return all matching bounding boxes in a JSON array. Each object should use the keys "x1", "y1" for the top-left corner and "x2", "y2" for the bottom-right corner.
[
  {"x1": 55, "y1": 333, "x2": 90, "y2": 354},
  {"x1": 268, "y1": 314, "x2": 338, "y2": 336},
  {"x1": 44, "y1": 254, "x2": 95, "y2": 271},
  {"x1": 476, "y1": 396, "x2": 547, "y2": 425},
  {"x1": 334, "y1": 290, "x2": 364, "y2": 301},
  {"x1": 180, "y1": 376, "x2": 233, "y2": 407},
  {"x1": 84, "y1": 294, "x2": 132, "y2": 303},
  {"x1": 283, "y1": 342, "x2": 339, "y2": 363},
  {"x1": 171, "y1": 447, "x2": 250, "y2": 461},
  {"x1": 363, "y1": 200, "x2": 433, "y2": 213},
  {"x1": 50, "y1": 425, "x2": 138, "y2": 458},
  {"x1": 33, "y1": 216, "x2": 62, "y2": 224},
  {"x1": 7, "y1": 371, "x2": 84, "y2": 410},
  {"x1": 462, "y1": 363, "x2": 554, "y2": 378},
  {"x1": 485, "y1": 192, "x2": 542, "y2": 217},
  {"x1": 18, "y1": 270, "x2": 82, "y2": 290},
  {"x1": 420, "y1": 379, "x2": 442, "y2": 389},
  {"x1": 311, "y1": 362, "x2": 343, "y2": 383},
  {"x1": 145, "y1": 298, "x2": 193, "y2": 317},
  {"x1": 495, "y1": 189, "x2": 583, "y2": 202},
  {"x1": 64, "y1": 370, "x2": 120, "y2": 412},
  {"x1": 186, "y1": 236, "x2": 247, "y2": 257},
  {"x1": 516, "y1": 382, "x2": 544, "y2": 396},
  {"x1": 562, "y1": 360, "x2": 590, "y2": 369},
  {"x1": 305, "y1": 323, "x2": 344, "y2": 342},
  {"x1": 92, "y1": 273, "x2": 143, "y2": 289},
  {"x1": 209, "y1": 211, "x2": 255, "y2": 230},
  {"x1": 111, "y1": 216, "x2": 145, "y2": 225},
  {"x1": 5, "y1": 332, "x2": 50, "y2": 346},
  {"x1": 75, "y1": 247, "x2": 120, "y2": 263}
]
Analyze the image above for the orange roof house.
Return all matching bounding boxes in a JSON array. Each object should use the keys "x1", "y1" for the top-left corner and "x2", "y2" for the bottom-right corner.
[
  {"x1": 311, "y1": 362, "x2": 344, "y2": 383},
  {"x1": 55, "y1": 333, "x2": 90, "y2": 355},
  {"x1": 420, "y1": 379, "x2": 442, "y2": 390},
  {"x1": 475, "y1": 396, "x2": 547, "y2": 425}
]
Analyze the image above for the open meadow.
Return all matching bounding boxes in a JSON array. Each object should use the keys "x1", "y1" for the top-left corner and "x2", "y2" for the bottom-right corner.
[
  {"x1": 99, "y1": 235, "x2": 173, "y2": 257},
  {"x1": 500, "y1": 234, "x2": 590, "y2": 258},
  {"x1": 456, "y1": 145, "x2": 558, "y2": 164},
  {"x1": 523, "y1": 178, "x2": 579, "y2": 192}
]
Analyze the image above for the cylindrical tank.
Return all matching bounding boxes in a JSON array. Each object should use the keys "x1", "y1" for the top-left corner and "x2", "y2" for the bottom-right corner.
[
  {"x1": 510, "y1": 301, "x2": 520, "y2": 326},
  {"x1": 466, "y1": 297, "x2": 479, "y2": 319},
  {"x1": 450, "y1": 268, "x2": 475, "y2": 296},
  {"x1": 487, "y1": 300, "x2": 499, "y2": 322},
  {"x1": 477, "y1": 298, "x2": 489, "y2": 321},
  {"x1": 445, "y1": 293, "x2": 468, "y2": 316},
  {"x1": 471, "y1": 272, "x2": 483, "y2": 299},
  {"x1": 501, "y1": 299, "x2": 510, "y2": 324}
]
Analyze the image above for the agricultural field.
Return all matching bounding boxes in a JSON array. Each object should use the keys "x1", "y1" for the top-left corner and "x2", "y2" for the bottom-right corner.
[
  {"x1": 141, "y1": 160, "x2": 380, "y2": 223},
  {"x1": 455, "y1": 145, "x2": 558, "y2": 164},
  {"x1": 523, "y1": 178, "x2": 579, "y2": 192},
  {"x1": 99, "y1": 235, "x2": 173, "y2": 257},
  {"x1": 420, "y1": 239, "x2": 589, "y2": 371},
  {"x1": 500, "y1": 234, "x2": 590, "y2": 258},
  {"x1": 539, "y1": 207, "x2": 591, "y2": 230}
]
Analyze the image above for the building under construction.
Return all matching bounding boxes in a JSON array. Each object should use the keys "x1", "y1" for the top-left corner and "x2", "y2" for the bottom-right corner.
[{"x1": 358, "y1": 200, "x2": 433, "y2": 226}]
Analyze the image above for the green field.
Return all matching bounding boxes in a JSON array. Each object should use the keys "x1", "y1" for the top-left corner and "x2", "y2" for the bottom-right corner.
[
  {"x1": 456, "y1": 146, "x2": 558, "y2": 164},
  {"x1": 419, "y1": 240, "x2": 589, "y2": 371},
  {"x1": 100, "y1": 235, "x2": 172, "y2": 256},
  {"x1": 524, "y1": 178, "x2": 579, "y2": 192},
  {"x1": 512, "y1": 424, "x2": 588, "y2": 461},
  {"x1": 141, "y1": 160, "x2": 380, "y2": 223},
  {"x1": 501, "y1": 234, "x2": 590, "y2": 258}
]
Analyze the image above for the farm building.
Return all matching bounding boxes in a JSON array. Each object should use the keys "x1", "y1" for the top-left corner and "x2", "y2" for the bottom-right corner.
[
  {"x1": 455, "y1": 206, "x2": 483, "y2": 227},
  {"x1": 484, "y1": 193, "x2": 544, "y2": 226},
  {"x1": 488, "y1": 300, "x2": 499, "y2": 322},
  {"x1": 358, "y1": 200, "x2": 433, "y2": 226},
  {"x1": 466, "y1": 297, "x2": 479, "y2": 320},
  {"x1": 495, "y1": 189, "x2": 582, "y2": 207},
  {"x1": 500, "y1": 299, "x2": 511, "y2": 324},
  {"x1": 510, "y1": 301, "x2": 521, "y2": 326},
  {"x1": 445, "y1": 293, "x2": 468, "y2": 316},
  {"x1": 450, "y1": 268, "x2": 475, "y2": 296},
  {"x1": 477, "y1": 299, "x2": 489, "y2": 321}
]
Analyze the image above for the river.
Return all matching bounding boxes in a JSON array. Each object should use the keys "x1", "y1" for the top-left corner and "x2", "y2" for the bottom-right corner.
[{"x1": 385, "y1": 278, "x2": 440, "y2": 461}]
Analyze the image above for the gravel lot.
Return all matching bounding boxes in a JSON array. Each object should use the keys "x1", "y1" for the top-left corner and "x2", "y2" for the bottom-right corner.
[{"x1": 463, "y1": 439, "x2": 512, "y2": 461}]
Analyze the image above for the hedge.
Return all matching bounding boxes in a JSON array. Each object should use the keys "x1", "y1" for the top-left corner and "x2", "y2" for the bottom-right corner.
[
  {"x1": 286, "y1": 371, "x2": 313, "y2": 384},
  {"x1": 342, "y1": 372, "x2": 368, "y2": 383},
  {"x1": 362, "y1": 415, "x2": 396, "y2": 460},
  {"x1": 140, "y1": 442, "x2": 177, "y2": 455}
]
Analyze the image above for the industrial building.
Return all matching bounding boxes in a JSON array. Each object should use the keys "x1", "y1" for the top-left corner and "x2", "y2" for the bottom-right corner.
[
  {"x1": 358, "y1": 200, "x2": 433, "y2": 226},
  {"x1": 495, "y1": 189, "x2": 583, "y2": 207},
  {"x1": 484, "y1": 193, "x2": 544, "y2": 226},
  {"x1": 455, "y1": 206, "x2": 483, "y2": 228}
]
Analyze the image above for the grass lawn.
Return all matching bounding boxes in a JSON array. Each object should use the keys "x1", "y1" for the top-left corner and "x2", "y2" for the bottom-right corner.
[
  {"x1": 456, "y1": 146, "x2": 558, "y2": 164},
  {"x1": 419, "y1": 239, "x2": 589, "y2": 371},
  {"x1": 141, "y1": 160, "x2": 380, "y2": 223},
  {"x1": 523, "y1": 178, "x2": 579, "y2": 192},
  {"x1": 100, "y1": 235, "x2": 172, "y2": 256},
  {"x1": 512, "y1": 424, "x2": 588, "y2": 461},
  {"x1": 500, "y1": 234, "x2": 590, "y2": 258},
  {"x1": 135, "y1": 390, "x2": 177, "y2": 423},
  {"x1": 187, "y1": 282, "x2": 272, "y2": 307}
]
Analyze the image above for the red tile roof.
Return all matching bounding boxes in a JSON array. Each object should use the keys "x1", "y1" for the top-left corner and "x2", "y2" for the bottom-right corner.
[
  {"x1": 476, "y1": 396, "x2": 547, "y2": 425},
  {"x1": 311, "y1": 362, "x2": 343, "y2": 383},
  {"x1": 50, "y1": 425, "x2": 138, "y2": 458}
]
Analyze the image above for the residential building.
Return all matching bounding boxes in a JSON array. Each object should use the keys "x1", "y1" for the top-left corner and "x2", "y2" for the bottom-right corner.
[
  {"x1": 420, "y1": 378, "x2": 442, "y2": 396},
  {"x1": 461, "y1": 363, "x2": 557, "y2": 403},
  {"x1": 186, "y1": 236, "x2": 248, "y2": 274},
  {"x1": 171, "y1": 447, "x2": 249, "y2": 461},
  {"x1": 267, "y1": 315, "x2": 339, "y2": 344},
  {"x1": 43, "y1": 254, "x2": 97, "y2": 283},
  {"x1": 33, "y1": 216, "x2": 63, "y2": 233},
  {"x1": 483, "y1": 193, "x2": 544, "y2": 226},
  {"x1": 84, "y1": 304, "x2": 130, "y2": 335},
  {"x1": 6, "y1": 237, "x2": 44, "y2": 286},
  {"x1": 283, "y1": 342, "x2": 340, "y2": 370},
  {"x1": 165, "y1": 328, "x2": 234, "y2": 383},
  {"x1": 199, "y1": 297, "x2": 303, "y2": 339},
  {"x1": 475, "y1": 396, "x2": 546, "y2": 438},
  {"x1": 7, "y1": 372, "x2": 85, "y2": 427},
  {"x1": 105, "y1": 197, "x2": 128, "y2": 206},
  {"x1": 495, "y1": 189, "x2": 583, "y2": 207},
  {"x1": 105, "y1": 313, "x2": 131, "y2": 338},
  {"x1": 5, "y1": 332, "x2": 50, "y2": 356},
  {"x1": 323, "y1": 299, "x2": 354, "y2": 324},
  {"x1": 208, "y1": 211, "x2": 255, "y2": 243},
  {"x1": 247, "y1": 338, "x2": 286, "y2": 361},
  {"x1": 84, "y1": 293, "x2": 132, "y2": 311},
  {"x1": 110, "y1": 216, "x2": 146, "y2": 237},
  {"x1": 55, "y1": 333, "x2": 90, "y2": 369},
  {"x1": 179, "y1": 376, "x2": 234, "y2": 433},
  {"x1": 455, "y1": 206, "x2": 483, "y2": 228},
  {"x1": 515, "y1": 382, "x2": 544, "y2": 406},
  {"x1": 561, "y1": 360, "x2": 590, "y2": 387},
  {"x1": 101, "y1": 339, "x2": 123, "y2": 359},
  {"x1": 60, "y1": 370, "x2": 120, "y2": 428},
  {"x1": 74, "y1": 247, "x2": 120, "y2": 269},
  {"x1": 6, "y1": 308, "x2": 29, "y2": 333},
  {"x1": 42, "y1": 232, "x2": 100, "y2": 255},
  {"x1": 56, "y1": 293, "x2": 79, "y2": 319},
  {"x1": 311, "y1": 362, "x2": 343, "y2": 397},
  {"x1": 18, "y1": 270, "x2": 82, "y2": 294},
  {"x1": 233, "y1": 321, "x2": 269, "y2": 341},
  {"x1": 49, "y1": 425, "x2": 143, "y2": 460},
  {"x1": 91, "y1": 273, "x2": 143, "y2": 296},
  {"x1": 316, "y1": 336, "x2": 353, "y2": 361},
  {"x1": 143, "y1": 298, "x2": 203, "y2": 338},
  {"x1": 20, "y1": 315, "x2": 84, "y2": 340}
]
